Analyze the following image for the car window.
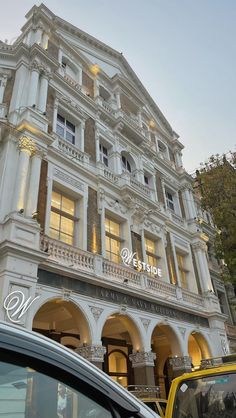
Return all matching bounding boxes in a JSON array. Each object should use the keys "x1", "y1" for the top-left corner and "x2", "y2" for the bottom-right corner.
[{"x1": 0, "y1": 358, "x2": 113, "y2": 418}]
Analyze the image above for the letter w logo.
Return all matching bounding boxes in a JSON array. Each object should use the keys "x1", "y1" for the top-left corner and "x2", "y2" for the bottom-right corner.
[{"x1": 3, "y1": 291, "x2": 40, "y2": 324}]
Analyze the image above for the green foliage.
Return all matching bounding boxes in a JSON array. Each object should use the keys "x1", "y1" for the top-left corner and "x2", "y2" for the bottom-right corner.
[{"x1": 196, "y1": 152, "x2": 236, "y2": 284}]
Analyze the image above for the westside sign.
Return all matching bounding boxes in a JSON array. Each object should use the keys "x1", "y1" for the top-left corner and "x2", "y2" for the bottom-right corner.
[{"x1": 120, "y1": 248, "x2": 162, "y2": 277}]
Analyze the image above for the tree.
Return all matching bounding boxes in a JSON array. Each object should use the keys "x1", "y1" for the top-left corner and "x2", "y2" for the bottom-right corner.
[{"x1": 195, "y1": 152, "x2": 236, "y2": 284}]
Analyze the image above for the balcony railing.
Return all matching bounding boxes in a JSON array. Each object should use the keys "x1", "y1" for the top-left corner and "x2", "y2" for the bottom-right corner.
[
  {"x1": 57, "y1": 137, "x2": 88, "y2": 164},
  {"x1": 40, "y1": 235, "x2": 205, "y2": 309}
]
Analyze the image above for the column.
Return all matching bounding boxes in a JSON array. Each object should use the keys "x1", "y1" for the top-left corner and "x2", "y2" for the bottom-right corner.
[
  {"x1": 181, "y1": 186, "x2": 194, "y2": 219},
  {"x1": 76, "y1": 344, "x2": 106, "y2": 370},
  {"x1": 28, "y1": 63, "x2": 40, "y2": 107},
  {"x1": 174, "y1": 150, "x2": 183, "y2": 168},
  {"x1": 38, "y1": 73, "x2": 49, "y2": 113},
  {"x1": 13, "y1": 136, "x2": 35, "y2": 212},
  {"x1": 169, "y1": 356, "x2": 192, "y2": 378},
  {"x1": 0, "y1": 74, "x2": 7, "y2": 104},
  {"x1": 94, "y1": 79, "x2": 100, "y2": 98},
  {"x1": 192, "y1": 242, "x2": 214, "y2": 293},
  {"x1": 129, "y1": 351, "x2": 156, "y2": 386},
  {"x1": 79, "y1": 121, "x2": 85, "y2": 151},
  {"x1": 116, "y1": 91, "x2": 121, "y2": 109},
  {"x1": 52, "y1": 97, "x2": 59, "y2": 133},
  {"x1": 137, "y1": 109, "x2": 142, "y2": 127},
  {"x1": 26, "y1": 150, "x2": 42, "y2": 217}
]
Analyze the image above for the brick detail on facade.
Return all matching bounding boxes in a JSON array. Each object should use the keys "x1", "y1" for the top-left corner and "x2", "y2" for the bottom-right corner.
[
  {"x1": 84, "y1": 117, "x2": 96, "y2": 161},
  {"x1": 37, "y1": 159, "x2": 48, "y2": 231},
  {"x1": 3, "y1": 72, "x2": 15, "y2": 106},
  {"x1": 47, "y1": 39, "x2": 59, "y2": 60},
  {"x1": 155, "y1": 169, "x2": 165, "y2": 204},
  {"x1": 178, "y1": 190, "x2": 186, "y2": 218},
  {"x1": 46, "y1": 86, "x2": 54, "y2": 134},
  {"x1": 82, "y1": 71, "x2": 94, "y2": 98},
  {"x1": 190, "y1": 244, "x2": 202, "y2": 294},
  {"x1": 166, "y1": 232, "x2": 177, "y2": 285},
  {"x1": 87, "y1": 187, "x2": 102, "y2": 254},
  {"x1": 131, "y1": 231, "x2": 143, "y2": 261}
]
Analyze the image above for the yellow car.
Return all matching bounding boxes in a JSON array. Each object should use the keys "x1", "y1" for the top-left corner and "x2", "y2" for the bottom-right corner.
[{"x1": 142, "y1": 398, "x2": 167, "y2": 417}]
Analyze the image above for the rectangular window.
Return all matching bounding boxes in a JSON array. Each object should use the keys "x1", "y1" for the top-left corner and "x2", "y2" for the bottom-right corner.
[
  {"x1": 99, "y1": 144, "x2": 108, "y2": 167},
  {"x1": 56, "y1": 114, "x2": 75, "y2": 144},
  {"x1": 166, "y1": 191, "x2": 175, "y2": 211},
  {"x1": 105, "y1": 218, "x2": 122, "y2": 263},
  {"x1": 177, "y1": 253, "x2": 188, "y2": 289},
  {"x1": 145, "y1": 237, "x2": 160, "y2": 276},
  {"x1": 144, "y1": 175, "x2": 149, "y2": 185},
  {"x1": 49, "y1": 190, "x2": 77, "y2": 245}
]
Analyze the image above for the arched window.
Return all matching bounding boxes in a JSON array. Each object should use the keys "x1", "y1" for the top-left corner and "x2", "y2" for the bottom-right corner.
[
  {"x1": 108, "y1": 350, "x2": 128, "y2": 387},
  {"x1": 122, "y1": 155, "x2": 131, "y2": 173}
]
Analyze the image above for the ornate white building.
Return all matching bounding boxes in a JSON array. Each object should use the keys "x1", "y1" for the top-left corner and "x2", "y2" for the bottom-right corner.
[{"x1": 0, "y1": 4, "x2": 234, "y2": 397}]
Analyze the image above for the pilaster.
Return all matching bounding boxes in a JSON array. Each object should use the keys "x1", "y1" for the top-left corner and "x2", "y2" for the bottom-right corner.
[
  {"x1": 169, "y1": 356, "x2": 192, "y2": 378},
  {"x1": 76, "y1": 344, "x2": 106, "y2": 370},
  {"x1": 129, "y1": 351, "x2": 156, "y2": 386}
]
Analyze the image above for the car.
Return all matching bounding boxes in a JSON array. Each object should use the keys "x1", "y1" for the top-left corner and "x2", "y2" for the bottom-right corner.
[
  {"x1": 142, "y1": 398, "x2": 167, "y2": 418},
  {"x1": 127, "y1": 386, "x2": 167, "y2": 418},
  {"x1": 0, "y1": 322, "x2": 160, "y2": 418}
]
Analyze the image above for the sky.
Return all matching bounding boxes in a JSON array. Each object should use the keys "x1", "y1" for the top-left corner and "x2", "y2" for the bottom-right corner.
[{"x1": 0, "y1": 0, "x2": 235, "y2": 173}]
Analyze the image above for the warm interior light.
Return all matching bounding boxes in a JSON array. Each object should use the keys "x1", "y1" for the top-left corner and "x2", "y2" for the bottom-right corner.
[
  {"x1": 91, "y1": 64, "x2": 100, "y2": 75},
  {"x1": 149, "y1": 120, "x2": 156, "y2": 128}
]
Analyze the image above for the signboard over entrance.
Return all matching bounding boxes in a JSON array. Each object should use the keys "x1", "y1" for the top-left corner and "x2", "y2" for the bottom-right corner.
[{"x1": 120, "y1": 248, "x2": 162, "y2": 277}]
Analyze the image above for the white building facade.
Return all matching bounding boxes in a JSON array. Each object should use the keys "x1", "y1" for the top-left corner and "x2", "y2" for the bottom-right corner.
[{"x1": 0, "y1": 4, "x2": 233, "y2": 397}]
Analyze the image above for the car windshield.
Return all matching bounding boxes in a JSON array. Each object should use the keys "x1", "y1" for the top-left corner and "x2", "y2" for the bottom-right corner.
[{"x1": 173, "y1": 372, "x2": 236, "y2": 418}]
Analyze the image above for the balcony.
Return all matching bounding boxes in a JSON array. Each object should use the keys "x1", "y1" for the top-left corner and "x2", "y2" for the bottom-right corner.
[
  {"x1": 40, "y1": 235, "x2": 205, "y2": 310},
  {"x1": 52, "y1": 136, "x2": 90, "y2": 166}
]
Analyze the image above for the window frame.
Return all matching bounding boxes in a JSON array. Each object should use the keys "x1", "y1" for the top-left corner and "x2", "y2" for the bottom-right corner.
[
  {"x1": 56, "y1": 113, "x2": 76, "y2": 145},
  {"x1": 176, "y1": 252, "x2": 188, "y2": 289},
  {"x1": 105, "y1": 217, "x2": 123, "y2": 263},
  {"x1": 49, "y1": 189, "x2": 79, "y2": 246},
  {"x1": 99, "y1": 143, "x2": 109, "y2": 167}
]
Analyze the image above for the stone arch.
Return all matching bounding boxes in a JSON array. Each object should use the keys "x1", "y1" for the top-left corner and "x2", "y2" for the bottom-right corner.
[
  {"x1": 188, "y1": 330, "x2": 212, "y2": 368},
  {"x1": 101, "y1": 311, "x2": 143, "y2": 387},
  {"x1": 151, "y1": 322, "x2": 182, "y2": 398},
  {"x1": 120, "y1": 150, "x2": 136, "y2": 174},
  {"x1": 32, "y1": 297, "x2": 91, "y2": 349}
]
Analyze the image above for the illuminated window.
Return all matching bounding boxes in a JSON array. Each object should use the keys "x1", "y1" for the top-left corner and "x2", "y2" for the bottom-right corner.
[
  {"x1": 49, "y1": 191, "x2": 77, "y2": 245},
  {"x1": 99, "y1": 144, "x2": 108, "y2": 167},
  {"x1": 177, "y1": 253, "x2": 188, "y2": 289},
  {"x1": 56, "y1": 114, "x2": 75, "y2": 144},
  {"x1": 105, "y1": 218, "x2": 122, "y2": 263},
  {"x1": 145, "y1": 237, "x2": 160, "y2": 274},
  {"x1": 108, "y1": 350, "x2": 128, "y2": 388}
]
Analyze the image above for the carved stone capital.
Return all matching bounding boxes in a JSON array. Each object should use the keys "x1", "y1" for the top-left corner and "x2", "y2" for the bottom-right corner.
[
  {"x1": 192, "y1": 241, "x2": 207, "y2": 252},
  {"x1": 18, "y1": 136, "x2": 36, "y2": 154},
  {"x1": 129, "y1": 351, "x2": 156, "y2": 368},
  {"x1": 169, "y1": 356, "x2": 192, "y2": 371},
  {"x1": 76, "y1": 345, "x2": 106, "y2": 362}
]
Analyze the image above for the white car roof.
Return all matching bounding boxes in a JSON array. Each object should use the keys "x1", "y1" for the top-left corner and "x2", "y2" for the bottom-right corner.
[{"x1": 0, "y1": 322, "x2": 160, "y2": 418}]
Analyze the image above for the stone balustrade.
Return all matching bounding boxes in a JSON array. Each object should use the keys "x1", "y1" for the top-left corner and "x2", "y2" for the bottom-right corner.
[
  {"x1": 40, "y1": 235, "x2": 206, "y2": 310},
  {"x1": 57, "y1": 137, "x2": 86, "y2": 163}
]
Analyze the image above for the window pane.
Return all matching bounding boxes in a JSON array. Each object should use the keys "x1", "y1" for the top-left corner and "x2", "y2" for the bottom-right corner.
[
  {"x1": 0, "y1": 359, "x2": 113, "y2": 418},
  {"x1": 66, "y1": 120, "x2": 75, "y2": 132},
  {"x1": 57, "y1": 114, "x2": 65, "y2": 124},
  {"x1": 51, "y1": 191, "x2": 61, "y2": 210},
  {"x1": 56, "y1": 124, "x2": 64, "y2": 138},
  {"x1": 60, "y1": 233, "x2": 73, "y2": 245},
  {"x1": 110, "y1": 238, "x2": 120, "y2": 254},
  {"x1": 61, "y1": 196, "x2": 75, "y2": 215},
  {"x1": 61, "y1": 217, "x2": 74, "y2": 236},
  {"x1": 145, "y1": 238, "x2": 155, "y2": 254},
  {"x1": 49, "y1": 228, "x2": 60, "y2": 240},
  {"x1": 66, "y1": 131, "x2": 75, "y2": 144},
  {"x1": 109, "y1": 352, "x2": 127, "y2": 373},
  {"x1": 105, "y1": 218, "x2": 110, "y2": 232},
  {"x1": 109, "y1": 220, "x2": 120, "y2": 236},
  {"x1": 50, "y1": 211, "x2": 60, "y2": 230}
]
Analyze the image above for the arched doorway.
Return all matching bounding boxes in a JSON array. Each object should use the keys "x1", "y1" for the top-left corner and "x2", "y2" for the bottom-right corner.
[
  {"x1": 151, "y1": 323, "x2": 181, "y2": 399},
  {"x1": 33, "y1": 298, "x2": 90, "y2": 350},
  {"x1": 188, "y1": 331, "x2": 211, "y2": 369},
  {"x1": 102, "y1": 313, "x2": 141, "y2": 387}
]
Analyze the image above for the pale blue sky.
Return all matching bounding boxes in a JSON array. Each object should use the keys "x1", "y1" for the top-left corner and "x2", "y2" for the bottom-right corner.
[{"x1": 1, "y1": 0, "x2": 235, "y2": 172}]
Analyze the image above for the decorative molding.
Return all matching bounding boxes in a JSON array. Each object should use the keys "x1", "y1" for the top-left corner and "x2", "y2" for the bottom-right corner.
[
  {"x1": 140, "y1": 318, "x2": 151, "y2": 332},
  {"x1": 221, "y1": 338, "x2": 230, "y2": 355},
  {"x1": 38, "y1": 270, "x2": 210, "y2": 327},
  {"x1": 178, "y1": 327, "x2": 186, "y2": 339},
  {"x1": 54, "y1": 168, "x2": 84, "y2": 191},
  {"x1": 18, "y1": 135, "x2": 36, "y2": 154},
  {"x1": 129, "y1": 351, "x2": 156, "y2": 367},
  {"x1": 89, "y1": 306, "x2": 103, "y2": 322},
  {"x1": 61, "y1": 288, "x2": 72, "y2": 301},
  {"x1": 169, "y1": 356, "x2": 192, "y2": 371},
  {"x1": 76, "y1": 345, "x2": 106, "y2": 362},
  {"x1": 192, "y1": 241, "x2": 207, "y2": 252}
]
